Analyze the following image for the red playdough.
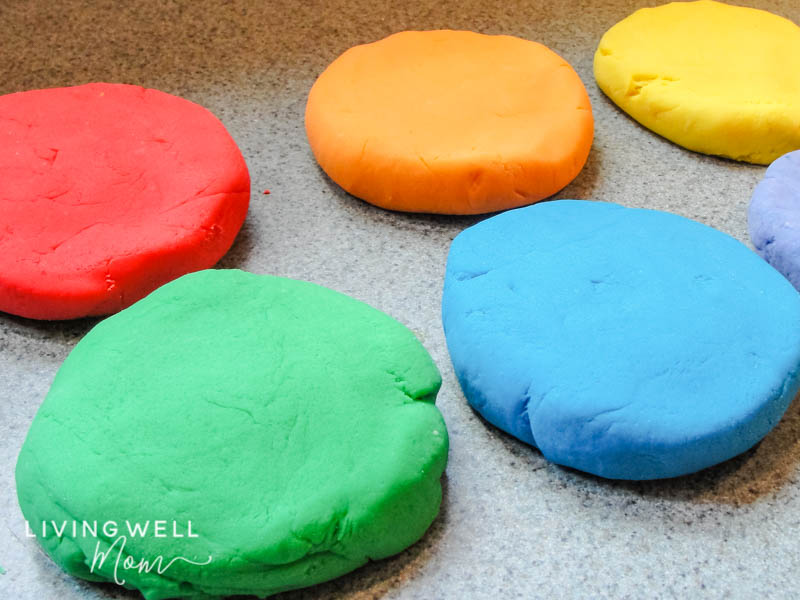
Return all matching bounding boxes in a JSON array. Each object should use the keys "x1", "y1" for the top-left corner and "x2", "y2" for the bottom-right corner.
[{"x1": 0, "y1": 83, "x2": 250, "y2": 320}]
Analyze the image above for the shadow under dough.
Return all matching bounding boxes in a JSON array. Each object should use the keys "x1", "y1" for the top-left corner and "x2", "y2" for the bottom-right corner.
[
  {"x1": 554, "y1": 141, "x2": 604, "y2": 201},
  {"x1": 472, "y1": 391, "x2": 800, "y2": 507},
  {"x1": 617, "y1": 392, "x2": 800, "y2": 506},
  {"x1": 555, "y1": 391, "x2": 800, "y2": 506},
  {"x1": 317, "y1": 162, "x2": 487, "y2": 234},
  {"x1": 215, "y1": 219, "x2": 257, "y2": 270},
  {"x1": 0, "y1": 221, "x2": 255, "y2": 342},
  {"x1": 0, "y1": 312, "x2": 101, "y2": 346}
]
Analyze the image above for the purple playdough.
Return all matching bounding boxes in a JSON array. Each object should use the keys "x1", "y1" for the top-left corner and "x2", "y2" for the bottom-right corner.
[{"x1": 749, "y1": 150, "x2": 800, "y2": 291}]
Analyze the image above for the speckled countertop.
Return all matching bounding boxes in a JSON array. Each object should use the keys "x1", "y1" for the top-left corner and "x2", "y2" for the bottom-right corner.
[{"x1": 2, "y1": 1, "x2": 800, "y2": 598}]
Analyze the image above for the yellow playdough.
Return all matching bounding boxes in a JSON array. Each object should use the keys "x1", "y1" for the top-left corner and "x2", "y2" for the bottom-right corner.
[{"x1": 594, "y1": 0, "x2": 800, "y2": 164}]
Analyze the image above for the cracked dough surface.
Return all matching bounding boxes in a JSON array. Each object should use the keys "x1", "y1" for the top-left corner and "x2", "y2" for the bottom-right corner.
[
  {"x1": 594, "y1": 0, "x2": 800, "y2": 164},
  {"x1": 0, "y1": 83, "x2": 250, "y2": 320},
  {"x1": 749, "y1": 150, "x2": 800, "y2": 290},
  {"x1": 305, "y1": 30, "x2": 593, "y2": 215},
  {"x1": 15, "y1": 269, "x2": 448, "y2": 599},
  {"x1": 442, "y1": 200, "x2": 800, "y2": 480}
]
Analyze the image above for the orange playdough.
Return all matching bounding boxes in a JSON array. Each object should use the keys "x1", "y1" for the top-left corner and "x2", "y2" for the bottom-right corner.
[{"x1": 305, "y1": 30, "x2": 594, "y2": 215}]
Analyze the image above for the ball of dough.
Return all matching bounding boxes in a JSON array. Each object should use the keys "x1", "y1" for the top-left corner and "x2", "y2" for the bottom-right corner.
[
  {"x1": 749, "y1": 150, "x2": 800, "y2": 290},
  {"x1": 442, "y1": 200, "x2": 800, "y2": 480},
  {"x1": 306, "y1": 30, "x2": 593, "y2": 214},
  {"x1": 15, "y1": 269, "x2": 448, "y2": 599},
  {"x1": 594, "y1": 1, "x2": 800, "y2": 164},
  {"x1": 0, "y1": 83, "x2": 250, "y2": 320}
]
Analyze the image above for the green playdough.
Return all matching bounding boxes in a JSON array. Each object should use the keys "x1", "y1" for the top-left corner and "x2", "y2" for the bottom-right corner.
[{"x1": 15, "y1": 269, "x2": 448, "y2": 599}]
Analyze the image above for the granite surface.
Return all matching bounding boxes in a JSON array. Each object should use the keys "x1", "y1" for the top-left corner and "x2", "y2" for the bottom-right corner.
[{"x1": 1, "y1": 0, "x2": 800, "y2": 598}]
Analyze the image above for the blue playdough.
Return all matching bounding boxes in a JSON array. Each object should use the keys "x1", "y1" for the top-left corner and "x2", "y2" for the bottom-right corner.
[
  {"x1": 749, "y1": 150, "x2": 800, "y2": 291},
  {"x1": 442, "y1": 200, "x2": 800, "y2": 480}
]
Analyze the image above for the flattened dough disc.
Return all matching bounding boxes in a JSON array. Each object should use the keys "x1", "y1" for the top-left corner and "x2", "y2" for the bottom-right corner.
[
  {"x1": 594, "y1": 1, "x2": 800, "y2": 164},
  {"x1": 306, "y1": 30, "x2": 593, "y2": 215},
  {"x1": 0, "y1": 83, "x2": 250, "y2": 320},
  {"x1": 16, "y1": 269, "x2": 448, "y2": 599},
  {"x1": 749, "y1": 150, "x2": 800, "y2": 290},
  {"x1": 443, "y1": 200, "x2": 800, "y2": 480}
]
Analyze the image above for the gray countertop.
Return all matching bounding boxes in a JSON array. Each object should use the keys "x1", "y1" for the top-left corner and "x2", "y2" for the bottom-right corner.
[{"x1": 2, "y1": 1, "x2": 800, "y2": 598}]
